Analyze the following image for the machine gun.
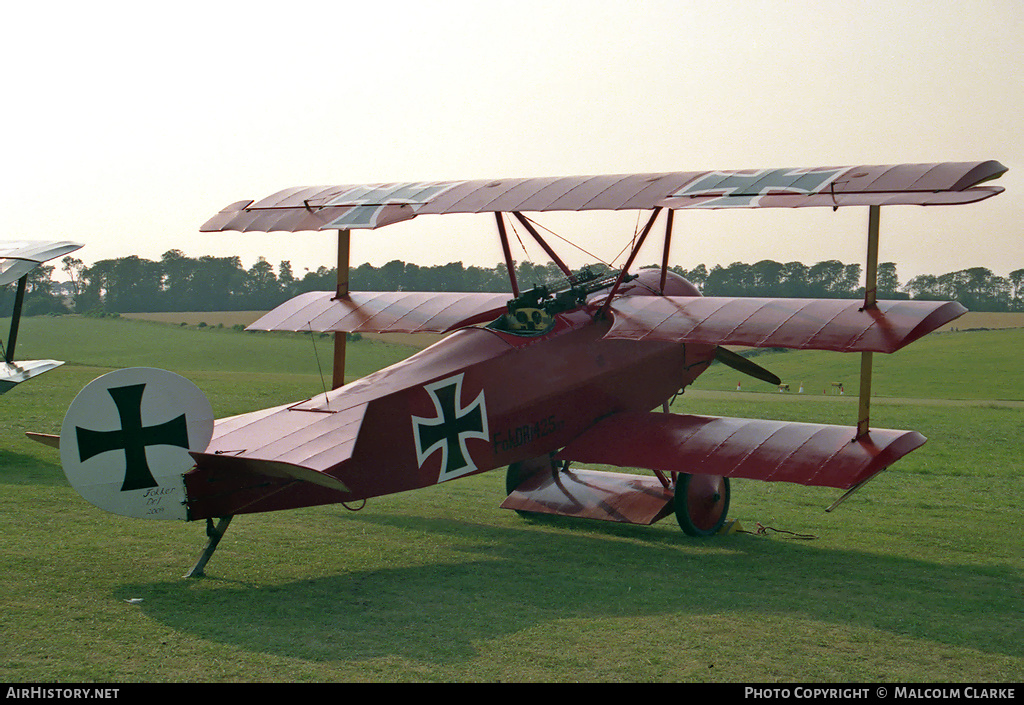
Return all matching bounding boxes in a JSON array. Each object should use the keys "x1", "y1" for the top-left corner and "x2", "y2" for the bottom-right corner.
[{"x1": 501, "y1": 265, "x2": 636, "y2": 333}]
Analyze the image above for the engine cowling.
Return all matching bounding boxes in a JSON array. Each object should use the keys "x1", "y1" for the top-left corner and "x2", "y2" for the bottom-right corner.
[{"x1": 627, "y1": 268, "x2": 701, "y2": 297}]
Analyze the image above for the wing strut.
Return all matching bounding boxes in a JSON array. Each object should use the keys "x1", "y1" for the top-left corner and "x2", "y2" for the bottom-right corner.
[
  {"x1": 659, "y1": 209, "x2": 675, "y2": 293},
  {"x1": 332, "y1": 228, "x2": 351, "y2": 389},
  {"x1": 4, "y1": 275, "x2": 28, "y2": 364},
  {"x1": 856, "y1": 205, "x2": 881, "y2": 439},
  {"x1": 511, "y1": 212, "x2": 574, "y2": 280},
  {"x1": 602, "y1": 208, "x2": 663, "y2": 312},
  {"x1": 494, "y1": 213, "x2": 520, "y2": 296}
]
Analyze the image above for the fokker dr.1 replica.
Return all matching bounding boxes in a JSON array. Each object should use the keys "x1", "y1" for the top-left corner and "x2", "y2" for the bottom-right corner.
[
  {"x1": 45, "y1": 161, "x2": 1006, "y2": 576},
  {"x1": 1, "y1": 240, "x2": 83, "y2": 395}
]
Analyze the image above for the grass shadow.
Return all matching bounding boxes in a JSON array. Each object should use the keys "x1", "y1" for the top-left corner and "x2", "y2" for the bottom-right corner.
[
  {"x1": 0, "y1": 449, "x2": 65, "y2": 486},
  {"x1": 116, "y1": 510, "x2": 1022, "y2": 665}
]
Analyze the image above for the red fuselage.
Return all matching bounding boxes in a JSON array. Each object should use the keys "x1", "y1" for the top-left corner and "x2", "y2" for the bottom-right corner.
[{"x1": 184, "y1": 272, "x2": 713, "y2": 519}]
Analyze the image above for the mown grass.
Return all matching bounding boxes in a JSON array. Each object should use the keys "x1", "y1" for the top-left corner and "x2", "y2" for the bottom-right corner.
[
  {"x1": 0, "y1": 315, "x2": 1021, "y2": 682},
  {"x1": 692, "y1": 327, "x2": 1024, "y2": 401}
]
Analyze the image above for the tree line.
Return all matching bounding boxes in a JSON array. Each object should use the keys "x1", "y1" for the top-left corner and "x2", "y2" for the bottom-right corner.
[{"x1": 4, "y1": 250, "x2": 1024, "y2": 315}]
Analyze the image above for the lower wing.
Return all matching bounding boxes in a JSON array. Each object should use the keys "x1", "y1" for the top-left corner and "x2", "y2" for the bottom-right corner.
[
  {"x1": 0, "y1": 360, "x2": 64, "y2": 395},
  {"x1": 605, "y1": 297, "x2": 965, "y2": 353},
  {"x1": 557, "y1": 411, "x2": 925, "y2": 490}
]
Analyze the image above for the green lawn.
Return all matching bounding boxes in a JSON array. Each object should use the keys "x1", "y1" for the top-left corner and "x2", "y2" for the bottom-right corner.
[{"x1": 1, "y1": 315, "x2": 1021, "y2": 682}]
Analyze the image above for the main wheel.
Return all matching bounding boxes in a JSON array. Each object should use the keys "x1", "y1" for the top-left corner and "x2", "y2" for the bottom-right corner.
[{"x1": 674, "y1": 473, "x2": 730, "y2": 537}]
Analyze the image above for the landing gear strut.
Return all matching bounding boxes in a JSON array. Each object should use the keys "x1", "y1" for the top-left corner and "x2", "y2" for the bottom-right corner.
[
  {"x1": 183, "y1": 515, "x2": 233, "y2": 578},
  {"x1": 506, "y1": 454, "x2": 560, "y2": 516}
]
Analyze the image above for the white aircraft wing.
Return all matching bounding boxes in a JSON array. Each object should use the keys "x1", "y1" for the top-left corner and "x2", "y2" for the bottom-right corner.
[
  {"x1": 0, "y1": 360, "x2": 64, "y2": 395},
  {"x1": 0, "y1": 240, "x2": 84, "y2": 287}
]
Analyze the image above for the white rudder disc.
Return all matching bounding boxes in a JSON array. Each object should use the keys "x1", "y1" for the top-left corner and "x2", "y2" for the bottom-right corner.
[{"x1": 60, "y1": 368, "x2": 215, "y2": 520}]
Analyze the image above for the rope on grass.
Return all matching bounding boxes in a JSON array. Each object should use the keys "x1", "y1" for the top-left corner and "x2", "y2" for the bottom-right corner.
[{"x1": 739, "y1": 522, "x2": 819, "y2": 540}]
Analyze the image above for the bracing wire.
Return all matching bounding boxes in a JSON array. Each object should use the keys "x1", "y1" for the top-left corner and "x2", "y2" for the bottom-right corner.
[
  {"x1": 307, "y1": 322, "x2": 331, "y2": 411},
  {"x1": 506, "y1": 216, "x2": 533, "y2": 266},
  {"x1": 516, "y1": 214, "x2": 612, "y2": 270},
  {"x1": 609, "y1": 210, "x2": 647, "y2": 269},
  {"x1": 507, "y1": 210, "x2": 665, "y2": 294}
]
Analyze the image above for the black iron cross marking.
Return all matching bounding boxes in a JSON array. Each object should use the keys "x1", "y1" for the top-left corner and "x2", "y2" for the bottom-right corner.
[
  {"x1": 76, "y1": 383, "x2": 190, "y2": 492},
  {"x1": 670, "y1": 167, "x2": 849, "y2": 208},
  {"x1": 412, "y1": 375, "x2": 488, "y2": 481}
]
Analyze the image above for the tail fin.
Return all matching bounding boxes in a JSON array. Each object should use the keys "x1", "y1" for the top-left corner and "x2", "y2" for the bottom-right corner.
[{"x1": 58, "y1": 368, "x2": 214, "y2": 521}]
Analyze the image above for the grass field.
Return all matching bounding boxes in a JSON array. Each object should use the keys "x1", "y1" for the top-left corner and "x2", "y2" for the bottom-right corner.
[{"x1": 1, "y1": 314, "x2": 1021, "y2": 683}]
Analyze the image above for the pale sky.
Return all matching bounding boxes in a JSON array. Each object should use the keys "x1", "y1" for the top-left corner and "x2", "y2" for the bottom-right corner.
[{"x1": 3, "y1": 0, "x2": 1021, "y2": 286}]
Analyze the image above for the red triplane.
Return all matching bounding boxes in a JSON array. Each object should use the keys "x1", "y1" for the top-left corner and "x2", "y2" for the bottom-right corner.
[{"x1": 41, "y1": 161, "x2": 1006, "y2": 576}]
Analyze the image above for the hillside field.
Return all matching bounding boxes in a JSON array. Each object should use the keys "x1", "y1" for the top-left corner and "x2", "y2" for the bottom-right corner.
[{"x1": 0, "y1": 314, "x2": 1021, "y2": 683}]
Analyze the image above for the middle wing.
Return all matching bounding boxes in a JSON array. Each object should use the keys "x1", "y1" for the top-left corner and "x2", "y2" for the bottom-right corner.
[
  {"x1": 605, "y1": 296, "x2": 966, "y2": 353},
  {"x1": 248, "y1": 291, "x2": 510, "y2": 334},
  {"x1": 558, "y1": 411, "x2": 926, "y2": 490}
]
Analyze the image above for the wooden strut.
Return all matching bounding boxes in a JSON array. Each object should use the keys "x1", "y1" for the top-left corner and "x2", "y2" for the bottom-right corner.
[
  {"x1": 856, "y1": 205, "x2": 881, "y2": 439},
  {"x1": 5, "y1": 275, "x2": 28, "y2": 363},
  {"x1": 495, "y1": 213, "x2": 520, "y2": 296},
  {"x1": 183, "y1": 516, "x2": 233, "y2": 578},
  {"x1": 602, "y1": 208, "x2": 663, "y2": 314},
  {"x1": 659, "y1": 209, "x2": 675, "y2": 294},
  {"x1": 511, "y1": 212, "x2": 574, "y2": 280},
  {"x1": 333, "y1": 229, "x2": 351, "y2": 389}
]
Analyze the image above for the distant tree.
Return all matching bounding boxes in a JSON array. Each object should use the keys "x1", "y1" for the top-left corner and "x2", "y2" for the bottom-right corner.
[
  {"x1": 877, "y1": 262, "x2": 901, "y2": 297},
  {"x1": 779, "y1": 261, "x2": 810, "y2": 297},
  {"x1": 161, "y1": 249, "x2": 195, "y2": 312},
  {"x1": 904, "y1": 273, "x2": 940, "y2": 300},
  {"x1": 680, "y1": 263, "x2": 708, "y2": 290},
  {"x1": 840, "y1": 263, "x2": 862, "y2": 297},
  {"x1": 750, "y1": 260, "x2": 785, "y2": 295},
  {"x1": 299, "y1": 265, "x2": 337, "y2": 293},
  {"x1": 81, "y1": 256, "x2": 163, "y2": 313},
  {"x1": 704, "y1": 262, "x2": 753, "y2": 296},
  {"x1": 277, "y1": 261, "x2": 298, "y2": 300},
  {"x1": 807, "y1": 260, "x2": 846, "y2": 297},
  {"x1": 904, "y1": 267, "x2": 1011, "y2": 310},
  {"x1": 188, "y1": 256, "x2": 246, "y2": 311},
  {"x1": 1010, "y1": 269, "x2": 1024, "y2": 311},
  {"x1": 28, "y1": 251, "x2": 1022, "y2": 314},
  {"x1": 380, "y1": 260, "x2": 406, "y2": 291},
  {"x1": 20, "y1": 264, "x2": 69, "y2": 315},
  {"x1": 61, "y1": 255, "x2": 85, "y2": 304},
  {"x1": 242, "y1": 257, "x2": 279, "y2": 309}
]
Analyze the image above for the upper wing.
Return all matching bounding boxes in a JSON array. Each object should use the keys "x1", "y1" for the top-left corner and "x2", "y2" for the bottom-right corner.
[
  {"x1": 605, "y1": 296, "x2": 966, "y2": 353},
  {"x1": 557, "y1": 411, "x2": 926, "y2": 490},
  {"x1": 248, "y1": 291, "x2": 510, "y2": 334},
  {"x1": 0, "y1": 240, "x2": 84, "y2": 286},
  {"x1": 200, "y1": 161, "x2": 1006, "y2": 232}
]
